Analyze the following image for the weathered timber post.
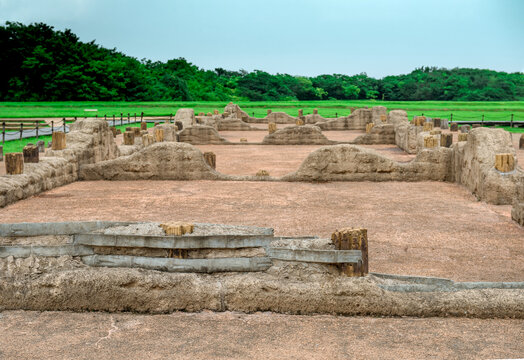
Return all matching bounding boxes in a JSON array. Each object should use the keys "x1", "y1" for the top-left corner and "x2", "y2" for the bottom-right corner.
[
  {"x1": 5, "y1": 153, "x2": 23, "y2": 175},
  {"x1": 433, "y1": 118, "x2": 441, "y2": 127},
  {"x1": 0, "y1": 145, "x2": 3, "y2": 161},
  {"x1": 123, "y1": 131, "x2": 135, "y2": 145},
  {"x1": 495, "y1": 154, "x2": 515, "y2": 172},
  {"x1": 298, "y1": 109, "x2": 303, "y2": 117},
  {"x1": 313, "y1": 108, "x2": 318, "y2": 115},
  {"x1": 440, "y1": 133, "x2": 453, "y2": 148},
  {"x1": 154, "y1": 128, "x2": 164, "y2": 142},
  {"x1": 268, "y1": 122, "x2": 277, "y2": 134},
  {"x1": 267, "y1": 109, "x2": 272, "y2": 115},
  {"x1": 110, "y1": 127, "x2": 117, "y2": 137},
  {"x1": 423, "y1": 122, "x2": 434, "y2": 132},
  {"x1": 520, "y1": 134, "x2": 524, "y2": 150},
  {"x1": 295, "y1": 119, "x2": 305, "y2": 126},
  {"x1": 450, "y1": 123, "x2": 458, "y2": 132},
  {"x1": 331, "y1": 228, "x2": 368, "y2": 277},
  {"x1": 203, "y1": 152, "x2": 216, "y2": 169},
  {"x1": 365, "y1": 123, "x2": 374, "y2": 133},
  {"x1": 424, "y1": 136, "x2": 437, "y2": 148},
  {"x1": 23, "y1": 144, "x2": 39, "y2": 163},
  {"x1": 140, "y1": 122, "x2": 147, "y2": 131},
  {"x1": 37, "y1": 140, "x2": 45, "y2": 152},
  {"x1": 458, "y1": 133, "x2": 468, "y2": 142},
  {"x1": 51, "y1": 132, "x2": 66, "y2": 150},
  {"x1": 133, "y1": 127, "x2": 141, "y2": 136}
]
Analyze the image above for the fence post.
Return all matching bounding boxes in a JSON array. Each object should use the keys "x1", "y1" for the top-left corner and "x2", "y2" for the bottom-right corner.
[
  {"x1": 511, "y1": 114, "x2": 514, "y2": 128},
  {"x1": 127, "y1": 113, "x2": 130, "y2": 123},
  {"x1": 51, "y1": 120, "x2": 54, "y2": 134},
  {"x1": 120, "y1": 113, "x2": 123, "y2": 126},
  {"x1": 141, "y1": 112, "x2": 144, "y2": 121},
  {"x1": 482, "y1": 114, "x2": 484, "y2": 125},
  {"x1": 63, "y1": 118, "x2": 66, "y2": 133},
  {"x1": 104, "y1": 114, "x2": 107, "y2": 121},
  {"x1": 170, "y1": 113, "x2": 173, "y2": 121},
  {"x1": 335, "y1": 112, "x2": 338, "y2": 118},
  {"x1": 36, "y1": 121, "x2": 39, "y2": 139},
  {"x1": 20, "y1": 123, "x2": 23, "y2": 140},
  {"x1": 134, "y1": 113, "x2": 137, "y2": 121},
  {"x1": 450, "y1": 113, "x2": 453, "y2": 122},
  {"x1": 2, "y1": 122, "x2": 5, "y2": 143}
]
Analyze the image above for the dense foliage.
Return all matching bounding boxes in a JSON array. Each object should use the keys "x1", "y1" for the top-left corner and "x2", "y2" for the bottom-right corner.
[{"x1": 1, "y1": 22, "x2": 523, "y2": 102}]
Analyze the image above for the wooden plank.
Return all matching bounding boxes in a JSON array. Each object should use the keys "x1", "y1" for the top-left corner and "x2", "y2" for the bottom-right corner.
[
  {"x1": 74, "y1": 233, "x2": 279, "y2": 249},
  {"x1": 81, "y1": 255, "x2": 272, "y2": 273},
  {"x1": 0, "y1": 245, "x2": 94, "y2": 258},
  {"x1": 0, "y1": 221, "x2": 134, "y2": 237},
  {"x1": 266, "y1": 248, "x2": 362, "y2": 264}
]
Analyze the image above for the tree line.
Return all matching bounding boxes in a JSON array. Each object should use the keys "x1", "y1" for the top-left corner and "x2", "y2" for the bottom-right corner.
[{"x1": 1, "y1": 22, "x2": 522, "y2": 102}]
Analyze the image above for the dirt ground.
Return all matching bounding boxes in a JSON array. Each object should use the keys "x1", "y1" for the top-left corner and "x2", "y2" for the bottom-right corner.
[
  {"x1": 0, "y1": 311, "x2": 522, "y2": 360},
  {"x1": 1, "y1": 180, "x2": 522, "y2": 282}
]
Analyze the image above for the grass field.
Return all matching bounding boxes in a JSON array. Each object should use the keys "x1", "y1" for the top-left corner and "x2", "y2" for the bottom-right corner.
[
  {"x1": 1, "y1": 100, "x2": 523, "y2": 122},
  {"x1": 1, "y1": 101, "x2": 523, "y2": 154}
]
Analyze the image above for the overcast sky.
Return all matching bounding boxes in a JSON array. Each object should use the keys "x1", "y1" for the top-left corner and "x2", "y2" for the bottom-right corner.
[{"x1": 1, "y1": 0, "x2": 523, "y2": 78}]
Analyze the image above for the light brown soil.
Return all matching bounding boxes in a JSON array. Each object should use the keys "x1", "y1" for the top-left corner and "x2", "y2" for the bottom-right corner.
[
  {"x1": 1, "y1": 180, "x2": 522, "y2": 281},
  {"x1": 0, "y1": 311, "x2": 522, "y2": 360}
]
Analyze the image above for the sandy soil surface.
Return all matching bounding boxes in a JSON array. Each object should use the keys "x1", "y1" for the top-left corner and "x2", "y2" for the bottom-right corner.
[
  {"x1": 1, "y1": 180, "x2": 522, "y2": 281},
  {"x1": 0, "y1": 311, "x2": 522, "y2": 360}
]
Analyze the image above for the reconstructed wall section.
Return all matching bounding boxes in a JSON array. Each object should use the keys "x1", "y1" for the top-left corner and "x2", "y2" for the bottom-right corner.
[
  {"x1": 0, "y1": 119, "x2": 118, "y2": 208},
  {"x1": 79, "y1": 142, "x2": 224, "y2": 181},
  {"x1": 178, "y1": 125, "x2": 230, "y2": 145},
  {"x1": 282, "y1": 144, "x2": 453, "y2": 182},
  {"x1": 353, "y1": 124, "x2": 396, "y2": 145},
  {"x1": 262, "y1": 125, "x2": 333, "y2": 145},
  {"x1": 316, "y1": 109, "x2": 372, "y2": 131}
]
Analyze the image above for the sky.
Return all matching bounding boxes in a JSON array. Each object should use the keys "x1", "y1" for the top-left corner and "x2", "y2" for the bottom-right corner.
[{"x1": 0, "y1": 0, "x2": 523, "y2": 78}]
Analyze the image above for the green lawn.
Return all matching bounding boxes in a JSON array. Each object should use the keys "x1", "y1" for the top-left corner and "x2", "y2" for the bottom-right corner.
[
  {"x1": 1, "y1": 101, "x2": 523, "y2": 154},
  {"x1": 1, "y1": 100, "x2": 523, "y2": 122}
]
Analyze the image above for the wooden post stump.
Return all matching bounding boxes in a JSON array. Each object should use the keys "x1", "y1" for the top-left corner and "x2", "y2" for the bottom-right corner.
[
  {"x1": 256, "y1": 169, "x2": 270, "y2": 177},
  {"x1": 123, "y1": 131, "x2": 135, "y2": 145},
  {"x1": 0, "y1": 146, "x2": 3, "y2": 162},
  {"x1": 413, "y1": 116, "x2": 426, "y2": 126},
  {"x1": 268, "y1": 122, "x2": 277, "y2": 134},
  {"x1": 295, "y1": 119, "x2": 304, "y2": 126},
  {"x1": 5, "y1": 153, "x2": 23, "y2": 175},
  {"x1": 429, "y1": 129, "x2": 441, "y2": 135},
  {"x1": 267, "y1": 109, "x2": 272, "y2": 115},
  {"x1": 154, "y1": 128, "x2": 164, "y2": 142},
  {"x1": 51, "y1": 132, "x2": 66, "y2": 150},
  {"x1": 380, "y1": 114, "x2": 387, "y2": 122},
  {"x1": 424, "y1": 135, "x2": 437, "y2": 148},
  {"x1": 458, "y1": 133, "x2": 468, "y2": 142},
  {"x1": 203, "y1": 152, "x2": 216, "y2": 169},
  {"x1": 207, "y1": 112, "x2": 212, "y2": 116},
  {"x1": 116, "y1": 129, "x2": 122, "y2": 135},
  {"x1": 140, "y1": 122, "x2": 147, "y2": 131},
  {"x1": 125, "y1": 127, "x2": 133, "y2": 132},
  {"x1": 441, "y1": 133, "x2": 453, "y2": 148},
  {"x1": 495, "y1": 153, "x2": 515, "y2": 172},
  {"x1": 23, "y1": 144, "x2": 39, "y2": 163},
  {"x1": 423, "y1": 122, "x2": 434, "y2": 131},
  {"x1": 450, "y1": 123, "x2": 458, "y2": 132},
  {"x1": 132, "y1": 127, "x2": 141, "y2": 136},
  {"x1": 142, "y1": 134, "x2": 149, "y2": 146},
  {"x1": 110, "y1": 127, "x2": 117, "y2": 137},
  {"x1": 350, "y1": 107, "x2": 355, "y2": 113},
  {"x1": 365, "y1": 123, "x2": 374, "y2": 133},
  {"x1": 213, "y1": 109, "x2": 219, "y2": 115},
  {"x1": 331, "y1": 228, "x2": 368, "y2": 277},
  {"x1": 520, "y1": 134, "x2": 524, "y2": 149},
  {"x1": 313, "y1": 108, "x2": 318, "y2": 115},
  {"x1": 175, "y1": 121, "x2": 183, "y2": 130},
  {"x1": 459, "y1": 125, "x2": 470, "y2": 133},
  {"x1": 433, "y1": 118, "x2": 441, "y2": 127},
  {"x1": 298, "y1": 109, "x2": 303, "y2": 117},
  {"x1": 160, "y1": 222, "x2": 194, "y2": 236}
]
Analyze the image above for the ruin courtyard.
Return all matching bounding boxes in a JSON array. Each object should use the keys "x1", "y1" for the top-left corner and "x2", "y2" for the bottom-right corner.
[{"x1": 1, "y1": 103, "x2": 523, "y2": 358}]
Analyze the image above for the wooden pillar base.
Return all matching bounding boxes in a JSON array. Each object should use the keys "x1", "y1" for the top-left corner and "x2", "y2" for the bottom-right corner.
[
  {"x1": 331, "y1": 228, "x2": 368, "y2": 277},
  {"x1": 458, "y1": 133, "x2": 468, "y2": 142},
  {"x1": 154, "y1": 128, "x2": 164, "y2": 142},
  {"x1": 441, "y1": 133, "x2": 453, "y2": 148},
  {"x1": 365, "y1": 123, "x2": 374, "y2": 133},
  {"x1": 203, "y1": 152, "x2": 216, "y2": 169},
  {"x1": 5, "y1": 153, "x2": 23, "y2": 175},
  {"x1": 268, "y1": 122, "x2": 277, "y2": 134},
  {"x1": 495, "y1": 153, "x2": 515, "y2": 172},
  {"x1": 23, "y1": 144, "x2": 39, "y2": 163},
  {"x1": 123, "y1": 131, "x2": 135, "y2": 145},
  {"x1": 140, "y1": 122, "x2": 147, "y2": 131},
  {"x1": 51, "y1": 132, "x2": 66, "y2": 150},
  {"x1": 160, "y1": 222, "x2": 194, "y2": 236}
]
